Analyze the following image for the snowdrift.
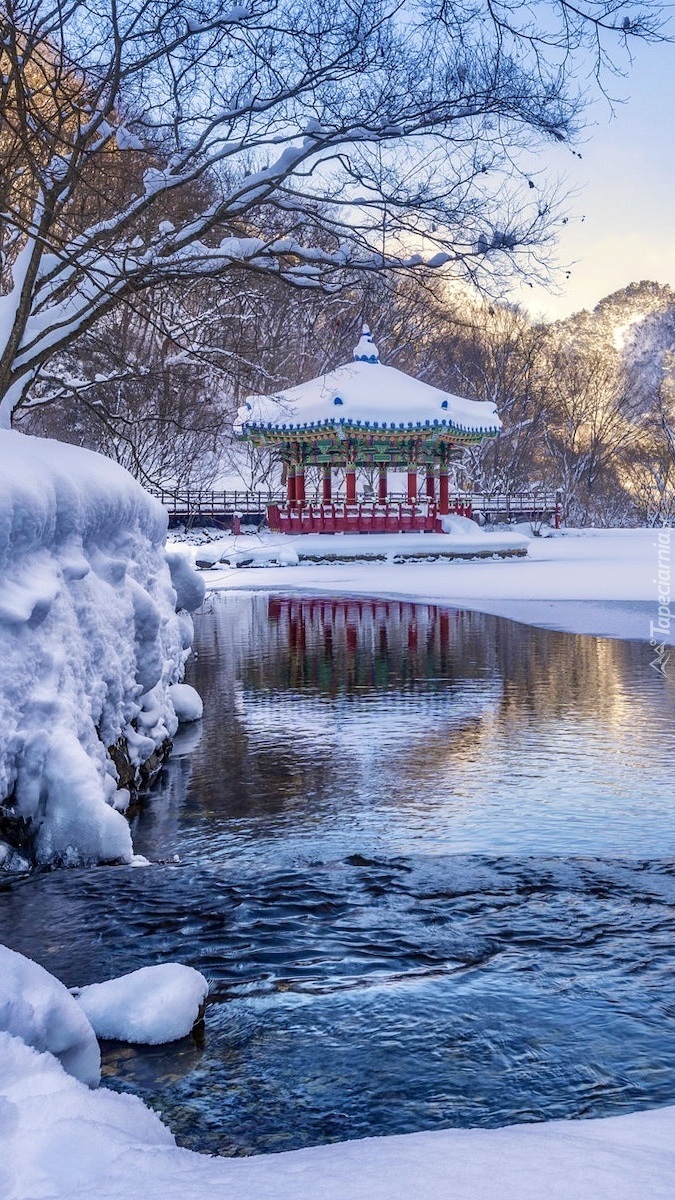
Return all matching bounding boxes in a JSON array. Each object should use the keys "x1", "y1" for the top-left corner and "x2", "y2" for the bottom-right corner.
[
  {"x1": 0, "y1": 431, "x2": 204, "y2": 868},
  {"x1": 0, "y1": 945, "x2": 100, "y2": 1086}
]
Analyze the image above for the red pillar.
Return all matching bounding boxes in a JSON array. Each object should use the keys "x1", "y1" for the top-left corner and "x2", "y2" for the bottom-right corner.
[
  {"x1": 407, "y1": 467, "x2": 417, "y2": 504},
  {"x1": 345, "y1": 466, "x2": 357, "y2": 504},
  {"x1": 322, "y1": 466, "x2": 332, "y2": 503},
  {"x1": 425, "y1": 469, "x2": 436, "y2": 500},
  {"x1": 439, "y1": 469, "x2": 449, "y2": 515},
  {"x1": 295, "y1": 469, "x2": 306, "y2": 505},
  {"x1": 378, "y1": 467, "x2": 388, "y2": 504}
]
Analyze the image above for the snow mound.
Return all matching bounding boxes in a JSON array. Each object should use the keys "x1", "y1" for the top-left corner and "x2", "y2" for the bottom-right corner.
[
  {"x1": 74, "y1": 964, "x2": 209, "y2": 1044},
  {"x1": 440, "y1": 513, "x2": 490, "y2": 536},
  {"x1": 168, "y1": 683, "x2": 204, "y2": 723},
  {"x1": 0, "y1": 947, "x2": 100, "y2": 1086},
  {"x1": 166, "y1": 549, "x2": 206, "y2": 612},
  {"x1": 0, "y1": 431, "x2": 203, "y2": 867},
  {"x1": 0, "y1": 1030, "x2": 174, "y2": 1200}
]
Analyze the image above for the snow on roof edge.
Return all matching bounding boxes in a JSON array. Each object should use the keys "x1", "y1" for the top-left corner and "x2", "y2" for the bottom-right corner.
[{"x1": 236, "y1": 360, "x2": 501, "y2": 438}]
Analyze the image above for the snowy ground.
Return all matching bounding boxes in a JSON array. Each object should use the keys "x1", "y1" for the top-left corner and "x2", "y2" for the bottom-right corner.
[
  {"x1": 2, "y1": 1025, "x2": 674, "y2": 1200},
  {"x1": 175, "y1": 526, "x2": 675, "y2": 645}
]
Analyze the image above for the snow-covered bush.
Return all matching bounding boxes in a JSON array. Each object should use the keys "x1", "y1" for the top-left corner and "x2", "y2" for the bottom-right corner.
[{"x1": 0, "y1": 431, "x2": 205, "y2": 868}]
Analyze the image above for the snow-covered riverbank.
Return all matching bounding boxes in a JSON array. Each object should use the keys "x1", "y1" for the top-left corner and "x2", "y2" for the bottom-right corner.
[
  {"x1": 0, "y1": 431, "x2": 203, "y2": 868},
  {"x1": 2, "y1": 1019, "x2": 674, "y2": 1200},
  {"x1": 177, "y1": 526, "x2": 675, "y2": 644}
]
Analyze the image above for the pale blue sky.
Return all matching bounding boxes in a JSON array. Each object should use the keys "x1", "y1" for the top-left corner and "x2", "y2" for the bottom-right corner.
[{"x1": 511, "y1": 36, "x2": 675, "y2": 321}]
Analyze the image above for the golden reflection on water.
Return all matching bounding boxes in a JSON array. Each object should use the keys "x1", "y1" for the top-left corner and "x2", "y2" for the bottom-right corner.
[{"x1": 176, "y1": 594, "x2": 675, "y2": 855}]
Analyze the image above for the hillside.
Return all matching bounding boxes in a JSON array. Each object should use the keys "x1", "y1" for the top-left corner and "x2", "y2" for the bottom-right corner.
[{"x1": 554, "y1": 280, "x2": 675, "y2": 401}]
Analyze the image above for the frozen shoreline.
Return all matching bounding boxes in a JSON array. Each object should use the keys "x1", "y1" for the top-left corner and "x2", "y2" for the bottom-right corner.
[{"x1": 173, "y1": 526, "x2": 675, "y2": 645}]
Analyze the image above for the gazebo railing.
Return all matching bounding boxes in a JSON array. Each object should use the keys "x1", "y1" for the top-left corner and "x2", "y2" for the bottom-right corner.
[{"x1": 267, "y1": 502, "x2": 447, "y2": 535}]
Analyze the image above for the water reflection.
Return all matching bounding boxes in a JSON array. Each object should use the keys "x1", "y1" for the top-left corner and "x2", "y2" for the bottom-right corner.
[
  {"x1": 261, "y1": 597, "x2": 474, "y2": 693},
  {"x1": 132, "y1": 594, "x2": 675, "y2": 863}
]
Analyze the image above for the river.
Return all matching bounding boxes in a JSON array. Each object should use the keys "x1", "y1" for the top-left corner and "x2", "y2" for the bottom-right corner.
[{"x1": 1, "y1": 594, "x2": 675, "y2": 1156}]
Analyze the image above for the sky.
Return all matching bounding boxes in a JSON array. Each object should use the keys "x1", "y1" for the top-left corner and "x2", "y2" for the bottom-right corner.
[{"x1": 510, "y1": 36, "x2": 675, "y2": 322}]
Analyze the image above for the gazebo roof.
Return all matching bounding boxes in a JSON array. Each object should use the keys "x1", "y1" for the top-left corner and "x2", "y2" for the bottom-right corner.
[{"x1": 235, "y1": 326, "x2": 501, "y2": 439}]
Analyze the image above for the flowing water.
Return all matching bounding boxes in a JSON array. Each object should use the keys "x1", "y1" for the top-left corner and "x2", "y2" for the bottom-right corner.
[{"x1": 2, "y1": 593, "x2": 675, "y2": 1156}]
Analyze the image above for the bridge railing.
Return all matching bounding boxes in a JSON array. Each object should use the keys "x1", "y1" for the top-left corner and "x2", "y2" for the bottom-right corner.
[{"x1": 148, "y1": 487, "x2": 561, "y2": 514}]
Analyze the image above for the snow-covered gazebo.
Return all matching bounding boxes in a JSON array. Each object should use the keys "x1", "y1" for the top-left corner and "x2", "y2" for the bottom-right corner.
[{"x1": 235, "y1": 325, "x2": 501, "y2": 534}]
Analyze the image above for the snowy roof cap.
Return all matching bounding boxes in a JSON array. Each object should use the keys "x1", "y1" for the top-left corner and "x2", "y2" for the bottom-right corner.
[
  {"x1": 236, "y1": 358, "x2": 501, "y2": 437},
  {"x1": 353, "y1": 323, "x2": 380, "y2": 364}
]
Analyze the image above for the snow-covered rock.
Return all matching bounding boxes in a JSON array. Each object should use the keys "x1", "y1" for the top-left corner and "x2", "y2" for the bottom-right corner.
[
  {"x1": 168, "y1": 683, "x2": 204, "y2": 723},
  {"x1": 73, "y1": 964, "x2": 208, "y2": 1044},
  {"x1": 0, "y1": 431, "x2": 203, "y2": 867},
  {"x1": 0, "y1": 947, "x2": 100, "y2": 1086},
  {"x1": 439, "y1": 513, "x2": 490, "y2": 537}
]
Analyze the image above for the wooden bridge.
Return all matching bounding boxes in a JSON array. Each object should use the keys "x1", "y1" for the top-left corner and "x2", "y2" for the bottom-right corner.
[{"x1": 149, "y1": 488, "x2": 562, "y2": 531}]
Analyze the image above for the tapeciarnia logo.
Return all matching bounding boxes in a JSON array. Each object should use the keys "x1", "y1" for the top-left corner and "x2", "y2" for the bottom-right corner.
[{"x1": 650, "y1": 525, "x2": 672, "y2": 677}]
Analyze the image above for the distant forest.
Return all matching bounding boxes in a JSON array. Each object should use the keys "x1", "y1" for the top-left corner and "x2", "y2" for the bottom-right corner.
[{"x1": 25, "y1": 277, "x2": 675, "y2": 527}]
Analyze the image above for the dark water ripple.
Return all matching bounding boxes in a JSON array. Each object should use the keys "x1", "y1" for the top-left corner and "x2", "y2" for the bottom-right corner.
[{"x1": 3, "y1": 851, "x2": 675, "y2": 1153}]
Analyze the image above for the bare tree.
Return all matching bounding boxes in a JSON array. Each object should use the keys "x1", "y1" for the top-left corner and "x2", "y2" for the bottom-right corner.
[
  {"x1": 437, "y1": 303, "x2": 552, "y2": 493},
  {"x1": 0, "y1": 0, "x2": 664, "y2": 427},
  {"x1": 624, "y1": 372, "x2": 675, "y2": 524},
  {"x1": 539, "y1": 345, "x2": 644, "y2": 523},
  {"x1": 22, "y1": 291, "x2": 225, "y2": 486},
  {"x1": 24, "y1": 268, "x2": 367, "y2": 485}
]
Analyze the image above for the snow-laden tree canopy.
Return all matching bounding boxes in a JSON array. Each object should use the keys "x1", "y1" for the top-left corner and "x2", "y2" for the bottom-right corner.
[{"x1": 0, "y1": 0, "x2": 664, "y2": 425}]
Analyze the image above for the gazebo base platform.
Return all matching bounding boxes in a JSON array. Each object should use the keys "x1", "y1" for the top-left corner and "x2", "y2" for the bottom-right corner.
[{"x1": 267, "y1": 501, "x2": 473, "y2": 535}]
